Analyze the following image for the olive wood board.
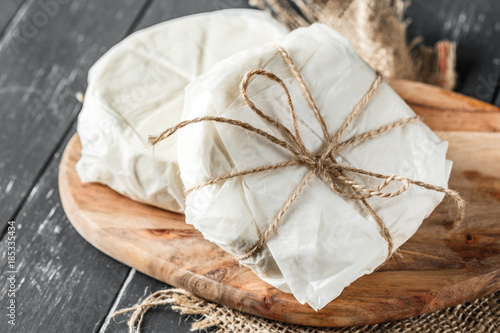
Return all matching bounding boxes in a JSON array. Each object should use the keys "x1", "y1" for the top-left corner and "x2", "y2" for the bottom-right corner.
[{"x1": 59, "y1": 80, "x2": 500, "y2": 327}]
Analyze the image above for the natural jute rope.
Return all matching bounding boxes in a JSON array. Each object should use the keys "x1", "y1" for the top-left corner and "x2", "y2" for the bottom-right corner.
[
  {"x1": 149, "y1": 45, "x2": 465, "y2": 261},
  {"x1": 113, "y1": 289, "x2": 194, "y2": 333}
]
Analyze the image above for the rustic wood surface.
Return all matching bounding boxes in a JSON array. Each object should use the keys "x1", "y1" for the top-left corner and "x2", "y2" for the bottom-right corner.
[
  {"x1": 0, "y1": 0, "x2": 148, "y2": 234},
  {"x1": 58, "y1": 79, "x2": 500, "y2": 327},
  {"x1": 0, "y1": 126, "x2": 132, "y2": 332},
  {"x1": 406, "y1": 0, "x2": 500, "y2": 103},
  {"x1": 1, "y1": 0, "x2": 500, "y2": 332},
  {"x1": 0, "y1": 0, "x2": 24, "y2": 36},
  {"x1": 389, "y1": 79, "x2": 500, "y2": 132}
]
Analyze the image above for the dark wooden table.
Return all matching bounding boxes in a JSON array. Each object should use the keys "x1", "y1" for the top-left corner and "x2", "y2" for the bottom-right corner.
[{"x1": 1, "y1": 1, "x2": 499, "y2": 332}]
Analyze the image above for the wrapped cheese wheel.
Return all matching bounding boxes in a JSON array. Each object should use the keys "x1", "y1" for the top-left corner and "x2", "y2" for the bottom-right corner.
[
  {"x1": 76, "y1": 9, "x2": 289, "y2": 212},
  {"x1": 177, "y1": 24, "x2": 453, "y2": 310}
]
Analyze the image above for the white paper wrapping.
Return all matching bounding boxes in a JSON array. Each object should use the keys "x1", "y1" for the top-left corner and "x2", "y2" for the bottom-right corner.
[
  {"x1": 76, "y1": 9, "x2": 289, "y2": 212},
  {"x1": 178, "y1": 24, "x2": 452, "y2": 310}
]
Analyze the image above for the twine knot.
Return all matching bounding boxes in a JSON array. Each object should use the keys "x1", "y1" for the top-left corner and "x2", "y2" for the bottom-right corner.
[
  {"x1": 294, "y1": 154, "x2": 326, "y2": 173},
  {"x1": 312, "y1": 156, "x2": 326, "y2": 172},
  {"x1": 149, "y1": 45, "x2": 465, "y2": 262}
]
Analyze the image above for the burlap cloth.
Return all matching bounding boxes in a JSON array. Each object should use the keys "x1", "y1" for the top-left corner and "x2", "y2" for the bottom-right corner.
[
  {"x1": 119, "y1": 1, "x2": 500, "y2": 332},
  {"x1": 251, "y1": 0, "x2": 457, "y2": 90},
  {"x1": 142, "y1": 288, "x2": 500, "y2": 332}
]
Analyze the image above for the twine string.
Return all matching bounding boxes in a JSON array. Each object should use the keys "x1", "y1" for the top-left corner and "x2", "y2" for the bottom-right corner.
[
  {"x1": 112, "y1": 289, "x2": 200, "y2": 333},
  {"x1": 150, "y1": 45, "x2": 465, "y2": 262}
]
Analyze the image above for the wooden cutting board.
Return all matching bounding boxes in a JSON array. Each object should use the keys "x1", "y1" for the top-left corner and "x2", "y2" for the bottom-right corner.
[{"x1": 59, "y1": 80, "x2": 500, "y2": 327}]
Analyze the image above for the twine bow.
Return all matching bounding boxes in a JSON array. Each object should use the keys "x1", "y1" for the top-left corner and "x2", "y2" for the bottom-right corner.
[{"x1": 150, "y1": 45, "x2": 465, "y2": 261}]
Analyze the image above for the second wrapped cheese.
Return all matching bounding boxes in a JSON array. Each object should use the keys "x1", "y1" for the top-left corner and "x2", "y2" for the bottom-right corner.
[
  {"x1": 176, "y1": 24, "x2": 452, "y2": 310},
  {"x1": 76, "y1": 9, "x2": 288, "y2": 213}
]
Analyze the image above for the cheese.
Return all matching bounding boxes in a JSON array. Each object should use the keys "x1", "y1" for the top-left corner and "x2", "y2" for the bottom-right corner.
[
  {"x1": 178, "y1": 24, "x2": 452, "y2": 310},
  {"x1": 76, "y1": 9, "x2": 289, "y2": 212}
]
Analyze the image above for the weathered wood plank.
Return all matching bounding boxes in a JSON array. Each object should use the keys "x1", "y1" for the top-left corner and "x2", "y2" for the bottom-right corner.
[
  {"x1": 134, "y1": 0, "x2": 250, "y2": 31},
  {"x1": 102, "y1": 271, "x2": 195, "y2": 333},
  {"x1": 405, "y1": 0, "x2": 500, "y2": 103},
  {"x1": 0, "y1": 0, "x2": 148, "y2": 231},
  {"x1": 0, "y1": 0, "x2": 24, "y2": 37},
  {"x1": 0, "y1": 127, "x2": 131, "y2": 332},
  {"x1": 0, "y1": 1, "x2": 155, "y2": 332}
]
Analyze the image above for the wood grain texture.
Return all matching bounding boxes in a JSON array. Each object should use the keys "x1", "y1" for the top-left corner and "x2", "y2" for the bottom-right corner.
[
  {"x1": 389, "y1": 79, "x2": 500, "y2": 132},
  {"x1": 0, "y1": 0, "x2": 24, "y2": 37},
  {"x1": 134, "y1": 0, "x2": 250, "y2": 32},
  {"x1": 100, "y1": 270, "x2": 196, "y2": 333},
  {"x1": 0, "y1": 0, "x2": 148, "y2": 230},
  {"x1": 0, "y1": 127, "x2": 131, "y2": 333},
  {"x1": 0, "y1": 1, "x2": 154, "y2": 332},
  {"x1": 59, "y1": 81, "x2": 500, "y2": 327},
  {"x1": 405, "y1": 0, "x2": 500, "y2": 103}
]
